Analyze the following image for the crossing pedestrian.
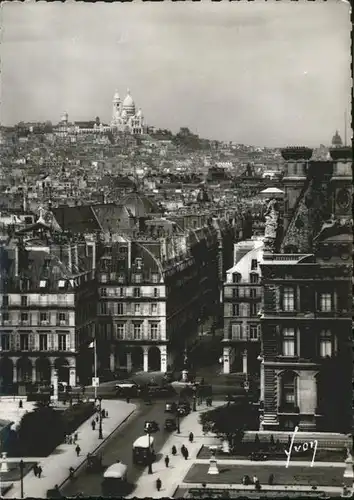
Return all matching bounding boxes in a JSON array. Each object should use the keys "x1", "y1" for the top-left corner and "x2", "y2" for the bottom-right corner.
[
  {"x1": 37, "y1": 465, "x2": 43, "y2": 478},
  {"x1": 189, "y1": 432, "x2": 194, "y2": 443},
  {"x1": 156, "y1": 478, "x2": 162, "y2": 492},
  {"x1": 172, "y1": 445, "x2": 177, "y2": 456},
  {"x1": 75, "y1": 444, "x2": 81, "y2": 457},
  {"x1": 74, "y1": 432, "x2": 78, "y2": 443},
  {"x1": 69, "y1": 467, "x2": 75, "y2": 480},
  {"x1": 164, "y1": 455, "x2": 169, "y2": 468},
  {"x1": 184, "y1": 447, "x2": 189, "y2": 460}
]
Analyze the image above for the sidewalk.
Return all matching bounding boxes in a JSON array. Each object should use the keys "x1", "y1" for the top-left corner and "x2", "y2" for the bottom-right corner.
[
  {"x1": 126, "y1": 402, "x2": 224, "y2": 499},
  {"x1": 4, "y1": 399, "x2": 136, "y2": 499}
]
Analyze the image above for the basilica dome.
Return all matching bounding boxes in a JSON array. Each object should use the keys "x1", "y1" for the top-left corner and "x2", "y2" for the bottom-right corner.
[{"x1": 122, "y1": 90, "x2": 136, "y2": 115}]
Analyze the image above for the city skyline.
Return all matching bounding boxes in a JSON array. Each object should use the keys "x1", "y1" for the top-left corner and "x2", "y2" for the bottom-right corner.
[{"x1": 1, "y1": 1, "x2": 351, "y2": 147}]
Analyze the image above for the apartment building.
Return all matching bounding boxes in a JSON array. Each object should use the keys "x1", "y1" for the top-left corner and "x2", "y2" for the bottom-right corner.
[
  {"x1": 223, "y1": 239, "x2": 263, "y2": 375},
  {"x1": 0, "y1": 226, "x2": 97, "y2": 392}
]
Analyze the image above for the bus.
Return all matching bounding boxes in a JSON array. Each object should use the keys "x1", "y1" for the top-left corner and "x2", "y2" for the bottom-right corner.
[
  {"x1": 132, "y1": 435, "x2": 155, "y2": 465},
  {"x1": 101, "y1": 462, "x2": 128, "y2": 497}
]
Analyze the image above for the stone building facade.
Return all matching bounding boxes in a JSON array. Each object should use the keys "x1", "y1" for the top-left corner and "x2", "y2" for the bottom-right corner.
[{"x1": 260, "y1": 146, "x2": 352, "y2": 433}]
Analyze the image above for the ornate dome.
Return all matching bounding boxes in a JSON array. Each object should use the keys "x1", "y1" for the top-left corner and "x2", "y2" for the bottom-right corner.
[{"x1": 122, "y1": 89, "x2": 136, "y2": 115}]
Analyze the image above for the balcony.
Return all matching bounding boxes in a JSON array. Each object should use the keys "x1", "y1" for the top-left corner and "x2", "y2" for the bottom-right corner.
[{"x1": 278, "y1": 404, "x2": 300, "y2": 415}]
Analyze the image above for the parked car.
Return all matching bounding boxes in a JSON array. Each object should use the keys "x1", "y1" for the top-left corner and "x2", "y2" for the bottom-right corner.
[
  {"x1": 144, "y1": 420, "x2": 159, "y2": 433},
  {"x1": 165, "y1": 402, "x2": 177, "y2": 413},
  {"x1": 164, "y1": 418, "x2": 177, "y2": 432}
]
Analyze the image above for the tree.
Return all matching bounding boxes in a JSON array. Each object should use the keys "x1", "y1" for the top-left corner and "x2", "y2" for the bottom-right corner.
[
  {"x1": 17, "y1": 405, "x2": 65, "y2": 456},
  {"x1": 199, "y1": 403, "x2": 248, "y2": 449}
]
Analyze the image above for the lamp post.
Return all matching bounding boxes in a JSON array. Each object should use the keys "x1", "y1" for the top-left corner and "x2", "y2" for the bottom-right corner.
[
  {"x1": 193, "y1": 395, "x2": 197, "y2": 412},
  {"x1": 19, "y1": 459, "x2": 24, "y2": 499},
  {"x1": 147, "y1": 432, "x2": 153, "y2": 474},
  {"x1": 176, "y1": 410, "x2": 181, "y2": 434},
  {"x1": 98, "y1": 396, "x2": 103, "y2": 439}
]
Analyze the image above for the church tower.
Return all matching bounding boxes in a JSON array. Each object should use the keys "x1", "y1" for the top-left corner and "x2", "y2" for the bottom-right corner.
[{"x1": 112, "y1": 90, "x2": 121, "y2": 126}]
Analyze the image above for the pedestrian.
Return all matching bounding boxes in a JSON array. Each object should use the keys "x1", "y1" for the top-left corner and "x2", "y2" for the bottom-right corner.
[
  {"x1": 184, "y1": 447, "x2": 189, "y2": 460},
  {"x1": 74, "y1": 432, "x2": 78, "y2": 443},
  {"x1": 69, "y1": 467, "x2": 75, "y2": 480},
  {"x1": 126, "y1": 396, "x2": 130, "y2": 403},
  {"x1": 91, "y1": 420, "x2": 96, "y2": 431},
  {"x1": 156, "y1": 478, "x2": 162, "y2": 492},
  {"x1": 33, "y1": 464, "x2": 38, "y2": 477},
  {"x1": 181, "y1": 444, "x2": 186, "y2": 456},
  {"x1": 68, "y1": 435, "x2": 73, "y2": 445},
  {"x1": 172, "y1": 445, "x2": 177, "y2": 456},
  {"x1": 96, "y1": 415, "x2": 99, "y2": 423},
  {"x1": 164, "y1": 455, "x2": 169, "y2": 468},
  {"x1": 37, "y1": 465, "x2": 42, "y2": 478},
  {"x1": 75, "y1": 444, "x2": 81, "y2": 457},
  {"x1": 189, "y1": 432, "x2": 194, "y2": 443}
]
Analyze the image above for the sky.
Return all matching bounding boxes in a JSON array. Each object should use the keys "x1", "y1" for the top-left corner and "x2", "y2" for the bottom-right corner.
[{"x1": 0, "y1": 0, "x2": 351, "y2": 147}]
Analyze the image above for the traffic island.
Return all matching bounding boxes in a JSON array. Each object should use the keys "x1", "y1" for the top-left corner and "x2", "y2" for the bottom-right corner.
[
  {"x1": 183, "y1": 463, "x2": 345, "y2": 487},
  {"x1": 173, "y1": 485, "x2": 340, "y2": 498}
]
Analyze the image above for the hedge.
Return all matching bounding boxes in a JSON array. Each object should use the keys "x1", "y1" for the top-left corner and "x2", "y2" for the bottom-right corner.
[{"x1": 62, "y1": 402, "x2": 96, "y2": 435}]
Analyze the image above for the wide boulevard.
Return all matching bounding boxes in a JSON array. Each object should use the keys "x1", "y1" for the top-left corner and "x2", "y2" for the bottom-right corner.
[{"x1": 62, "y1": 399, "x2": 179, "y2": 498}]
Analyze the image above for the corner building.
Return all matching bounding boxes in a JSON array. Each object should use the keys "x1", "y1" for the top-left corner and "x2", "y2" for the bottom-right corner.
[{"x1": 260, "y1": 146, "x2": 352, "y2": 433}]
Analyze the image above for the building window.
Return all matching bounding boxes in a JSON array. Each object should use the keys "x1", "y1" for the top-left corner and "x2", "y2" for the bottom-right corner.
[
  {"x1": 101, "y1": 288, "x2": 107, "y2": 297},
  {"x1": 282, "y1": 328, "x2": 295, "y2": 356},
  {"x1": 40, "y1": 312, "x2": 48, "y2": 324},
  {"x1": 134, "y1": 304, "x2": 141, "y2": 315},
  {"x1": 39, "y1": 334, "x2": 48, "y2": 351},
  {"x1": 39, "y1": 280, "x2": 47, "y2": 288},
  {"x1": 250, "y1": 303, "x2": 258, "y2": 316},
  {"x1": 58, "y1": 334, "x2": 67, "y2": 351},
  {"x1": 281, "y1": 371, "x2": 297, "y2": 406},
  {"x1": 232, "y1": 288, "x2": 239, "y2": 298},
  {"x1": 250, "y1": 325, "x2": 259, "y2": 340},
  {"x1": 133, "y1": 287, "x2": 140, "y2": 298},
  {"x1": 1, "y1": 334, "x2": 10, "y2": 350},
  {"x1": 150, "y1": 322, "x2": 159, "y2": 340},
  {"x1": 250, "y1": 288, "x2": 257, "y2": 299},
  {"x1": 319, "y1": 293, "x2": 332, "y2": 312},
  {"x1": 100, "y1": 274, "x2": 108, "y2": 283},
  {"x1": 319, "y1": 330, "x2": 332, "y2": 357},
  {"x1": 133, "y1": 323, "x2": 142, "y2": 340},
  {"x1": 116, "y1": 323, "x2": 125, "y2": 339},
  {"x1": 133, "y1": 274, "x2": 142, "y2": 284},
  {"x1": 20, "y1": 334, "x2": 29, "y2": 351},
  {"x1": 117, "y1": 303, "x2": 124, "y2": 315},
  {"x1": 250, "y1": 273, "x2": 259, "y2": 284},
  {"x1": 2, "y1": 295, "x2": 9, "y2": 307},
  {"x1": 21, "y1": 313, "x2": 29, "y2": 323},
  {"x1": 232, "y1": 304, "x2": 240, "y2": 316},
  {"x1": 251, "y1": 259, "x2": 258, "y2": 270},
  {"x1": 2, "y1": 312, "x2": 9, "y2": 322},
  {"x1": 283, "y1": 287, "x2": 295, "y2": 312},
  {"x1": 119, "y1": 288, "x2": 125, "y2": 297},
  {"x1": 21, "y1": 296, "x2": 28, "y2": 307},
  {"x1": 232, "y1": 273, "x2": 241, "y2": 284},
  {"x1": 100, "y1": 302, "x2": 107, "y2": 315},
  {"x1": 231, "y1": 324, "x2": 242, "y2": 340},
  {"x1": 153, "y1": 288, "x2": 159, "y2": 298},
  {"x1": 58, "y1": 312, "x2": 67, "y2": 325},
  {"x1": 152, "y1": 274, "x2": 159, "y2": 283}
]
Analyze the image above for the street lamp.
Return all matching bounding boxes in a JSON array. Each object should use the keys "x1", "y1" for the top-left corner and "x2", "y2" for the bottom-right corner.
[
  {"x1": 193, "y1": 395, "x2": 197, "y2": 412},
  {"x1": 176, "y1": 410, "x2": 181, "y2": 434},
  {"x1": 98, "y1": 396, "x2": 103, "y2": 440},
  {"x1": 147, "y1": 432, "x2": 153, "y2": 475},
  {"x1": 19, "y1": 459, "x2": 24, "y2": 499}
]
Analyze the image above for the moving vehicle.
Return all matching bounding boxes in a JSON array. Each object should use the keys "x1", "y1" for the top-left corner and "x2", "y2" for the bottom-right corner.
[
  {"x1": 101, "y1": 462, "x2": 129, "y2": 497},
  {"x1": 165, "y1": 401, "x2": 177, "y2": 413},
  {"x1": 132, "y1": 435, "x2": 155, "y2": 465},
  {"x1": 248, "y1": 451, "x2": 269, "y2": 461},
  {"x1": 144, "y1": 420, "x2": 159, "y2": 433},
  {"x1": 177, "y1": 401, "x2": 191, "y2": 416},
  {"x1": 115, "y1": 380, "x2": 139, "y2": 396},
  {"x1": 164, "y1": 418, "x2": 177, "y2": 431}
]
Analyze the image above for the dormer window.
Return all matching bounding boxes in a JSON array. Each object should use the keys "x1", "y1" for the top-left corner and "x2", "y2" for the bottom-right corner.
[
  {"x1": 250, "y1": 273, "x2": 259, "y2": 284},
  {"x1": 58, "y1": 280, "x2": 66, "y2": 288},
  {"x1": 251, "y1": 259, "x2": 258, "y2": 270},
  {"x1": 232, "y1": 273, "x2": 241, "y2": 284},
  {"x1": 135, "y1": 258, "x2": 143, "y2": 270},
  {"x1": 39, "y1": 280, "x2": 47, "y2": 288}
]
